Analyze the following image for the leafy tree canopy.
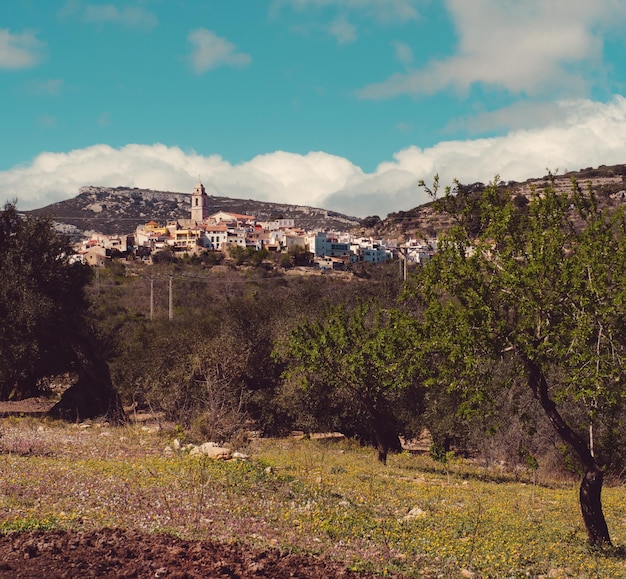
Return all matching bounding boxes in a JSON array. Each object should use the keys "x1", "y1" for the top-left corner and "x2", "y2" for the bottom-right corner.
[
  {"x1": 412, "y1": 176, "x2": 626, "y2": 546},
  {"x1": 278, "y1": 300, "x2": 426, "y2": 463},
  {"x1": 0, "y1": 202, "x2": 123, "y2": 420}
]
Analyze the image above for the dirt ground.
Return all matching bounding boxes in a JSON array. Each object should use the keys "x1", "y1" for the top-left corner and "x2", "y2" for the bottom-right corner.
[
  {"x1": 0, "y1": 528, "x2": 402, "y2": 578},
  {"x1": 0, "y1": 401, "x2": 410, "y2": 577},
  {"x1": 0, "y1": 397, "x2": 55, "y2": 417}
]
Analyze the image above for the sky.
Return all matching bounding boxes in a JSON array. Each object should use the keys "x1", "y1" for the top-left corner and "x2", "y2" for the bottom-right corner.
[{"x1": 2, "y1": 0, "x2": 626, "y2": 218}]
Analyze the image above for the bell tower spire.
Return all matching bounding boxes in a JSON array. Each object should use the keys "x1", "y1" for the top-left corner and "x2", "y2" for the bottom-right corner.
[{"x1": 191, "y1": 180, "x2": 209, "y2": 223}]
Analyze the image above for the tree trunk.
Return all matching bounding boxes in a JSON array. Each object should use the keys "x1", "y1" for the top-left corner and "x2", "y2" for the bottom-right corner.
[
  {"x1": 373, "y1": 421, "x2": 403, "y2": 465},
  {"x1": 48, "y1": 337, "x2": 125, "y2": 424},
  {"x1": 580, "y1": 463, "x2": 610, "y2": 547},
  {"x1": 525, "y1": 356, "x2": 611, "y2": 546}
]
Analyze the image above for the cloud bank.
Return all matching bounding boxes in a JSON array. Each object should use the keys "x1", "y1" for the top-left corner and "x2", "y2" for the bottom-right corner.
[
  {"x1": 2, "y1": 97, "x2": 626, "y2": 218},
  {"x1": 360, "y1": 0, "x2": 626, "y2": 99}
]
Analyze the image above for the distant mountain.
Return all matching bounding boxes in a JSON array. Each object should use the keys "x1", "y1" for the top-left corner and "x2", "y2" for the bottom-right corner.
[
  {"x1": 367, "y1": 164, "x2": 626, "y2": 241},
  {"x1": 27, "y1": 186, "x2": 363, "y2": 237}
]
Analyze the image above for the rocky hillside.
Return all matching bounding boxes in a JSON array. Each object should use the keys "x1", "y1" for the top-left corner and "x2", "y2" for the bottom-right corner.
[
  {"x1": 26, "y1": 164, "x2": 626, "y2": 241},
  {"x1": 369, "y1": 164, "x2": 626, "y2": 241},
  {"x1": 27, "y1": 186, "x2": 362, "y2": 237}
]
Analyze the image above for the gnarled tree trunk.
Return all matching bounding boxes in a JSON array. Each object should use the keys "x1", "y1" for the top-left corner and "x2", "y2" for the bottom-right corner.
[
  {"x1": 48, "y1": 337, "x2": 125, "y2": 424},
  {"x1": 525, "y1": 357, "x2": 611, "y2": 547}
]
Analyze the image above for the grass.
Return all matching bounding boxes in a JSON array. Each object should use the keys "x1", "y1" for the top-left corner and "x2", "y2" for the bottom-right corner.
[{"x1": 2, "y1": 418, "x2": 626, "y2": 578}]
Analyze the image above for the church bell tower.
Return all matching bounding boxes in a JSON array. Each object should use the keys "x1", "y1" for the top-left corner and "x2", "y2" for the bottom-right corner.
[{"x1": 191, "y1": 181, "x2": 209, "y2": 223}]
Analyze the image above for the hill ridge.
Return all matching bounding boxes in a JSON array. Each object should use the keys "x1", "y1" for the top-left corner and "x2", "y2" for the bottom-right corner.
[{"x1": 27, "y1": 185, "x2": 362, "y2": 237}]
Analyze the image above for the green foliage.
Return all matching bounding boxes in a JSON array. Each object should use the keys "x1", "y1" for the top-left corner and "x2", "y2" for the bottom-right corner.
[
  {"x1": 278, "y1": 300, "x2": 426, "y2": 462},
  {"x1": 413, "y1": 175, "x2": 626, "y2": 545},
  {"x1": 228, "y1": 245, "x2": 270, "y2": 267},
  {"x1": 0, "y1": 202, "x2": 92, "y2": 399},
  {"x1": 152, "y1": 246, "x2": 178, "y2": 264},
  {"x1": 6, "y1": 421, "x2": 626, "y2": 578}
]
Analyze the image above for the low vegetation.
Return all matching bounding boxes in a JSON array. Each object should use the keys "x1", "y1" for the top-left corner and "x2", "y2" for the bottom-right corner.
[{"x1": 1, "y1": 418, "x2": 626, "y2": 578}]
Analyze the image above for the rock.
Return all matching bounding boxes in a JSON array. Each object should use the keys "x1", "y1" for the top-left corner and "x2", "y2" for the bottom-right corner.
[
  {"x1": 189, "y1": 443, "x2": 231, "y2": 459},
  {"x1": 172, "y1": 438, "x2": 181, "y2": 451},
  {"x1": 231, "y1": 451, "x2": 249, "y2": 460},
  {"x1": 310, "y1": 432, "x2": 345, "y2": 442}
]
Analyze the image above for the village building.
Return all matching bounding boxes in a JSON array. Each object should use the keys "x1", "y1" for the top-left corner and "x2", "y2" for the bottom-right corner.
[
  {"x1": 201, "y1": 223, "x2": 228, "y2": 251},
  {"x1": 88, "y1": 180, "x2": 431, "y2": 269},
  {"x1": 209, "y1": 211, "x2": 256, "y2": 227}
]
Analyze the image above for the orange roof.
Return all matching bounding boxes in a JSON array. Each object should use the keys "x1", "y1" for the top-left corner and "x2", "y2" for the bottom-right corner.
[{"x1": 203, "y1": 223, "x2": 228, "y2": 232}]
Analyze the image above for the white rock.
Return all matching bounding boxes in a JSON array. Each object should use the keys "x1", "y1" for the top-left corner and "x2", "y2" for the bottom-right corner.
[{"x1": 189, "y1": 443, "x2": 231, "y2": 459}]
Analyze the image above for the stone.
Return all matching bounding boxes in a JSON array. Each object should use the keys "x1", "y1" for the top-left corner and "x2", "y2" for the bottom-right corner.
[
  {"x1": 189, "y1": 443, "x2": 231, "y2": 459},
  {"x1": 310, "y1": 432, "x2": 345, "y2": 442}
]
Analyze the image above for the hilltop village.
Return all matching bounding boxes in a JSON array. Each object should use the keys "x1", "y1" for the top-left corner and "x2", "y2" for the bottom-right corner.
[{"x1": 75, "y1": 182, "x2": 437, "y2": 270}]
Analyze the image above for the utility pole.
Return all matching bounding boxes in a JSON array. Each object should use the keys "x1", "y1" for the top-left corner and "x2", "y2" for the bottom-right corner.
[
  {"x1": 149, "y1": 278, "x2": 154, "y2": 320},
  {"x1": 396, "y1": 248, "x2": 409, "y2": 283},
  {"x1": 168, "y1": 274, "x2": 173, "y2": 321}
]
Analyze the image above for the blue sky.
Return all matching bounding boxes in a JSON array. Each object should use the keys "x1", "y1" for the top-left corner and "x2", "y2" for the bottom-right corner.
[{"x1": 2, "y1": 0, "x2": 626, "y2": 217}]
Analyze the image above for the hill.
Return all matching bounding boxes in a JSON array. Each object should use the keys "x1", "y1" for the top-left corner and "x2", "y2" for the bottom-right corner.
[
  {"x1": 26, "y1": 185, "x2": 362, "y2": 237},
  {"x1": 369, "y1": 164, "x2": 626, "y2": 241},
  {"x1": 25, "y1": 164, "x2": 626, "y2": 241}
]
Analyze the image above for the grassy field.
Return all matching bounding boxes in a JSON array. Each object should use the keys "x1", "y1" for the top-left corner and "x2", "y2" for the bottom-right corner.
[{"x1": 1, "y1": 417, "x2": 626, "y2": 578}]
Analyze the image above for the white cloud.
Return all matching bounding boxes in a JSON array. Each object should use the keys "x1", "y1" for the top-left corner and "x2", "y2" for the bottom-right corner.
[
  {"x1": 444, "y1": 101, "x2": 567, "y2": 135},
  {"x1": 187, "y1": 28, "x2": 251, "y2": 74},
  {"x1": 272, "y1": 0, "x2": 421, "y2": 43},
  {"x1": 4, "y1": 97, "x2": 626, "y2": 217},
  {"x1": 98, "y1": 112, "x2": 111, "y2": 127},
  {"x1": 0, "y1": 29, "x2": 45, "y2": 70},
  {"x1": 36, "y1": 115, "x2": 58, "y2": 128},
  {"x1": 360, "y1": 0, "x2": 626, "y2": 99},
  {"x1": 82, "y1": 4, "x2": 159, "y2": 29},
  {"x1": 272, "y1": 0, "x2": 422, "y2": 23},
  {"x1": 25, "y1": 78, "x2": 63, "y2": 96},
  {"x1": 392, "y1": 40, "x2": 413, "y2": 65},
  {"x1": 328, "y1": 17, "x2": 357, "y2": 44}
]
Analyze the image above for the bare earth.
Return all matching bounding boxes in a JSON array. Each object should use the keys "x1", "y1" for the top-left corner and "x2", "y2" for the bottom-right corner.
[
  {"x1": 0, "y1": 398, "x2": 55, "y2": 416},
  {"x1": 0, "y1": 528, "x2": 397, "y2": 578},
  {"x1": 0, "y1": 403, "x2": 406, "y2": 578}
]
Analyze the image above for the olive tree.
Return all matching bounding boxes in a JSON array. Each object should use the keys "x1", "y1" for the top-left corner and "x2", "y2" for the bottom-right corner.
[{"x1": 0, "y1": 202, "x2": 124, "y2": 421}]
